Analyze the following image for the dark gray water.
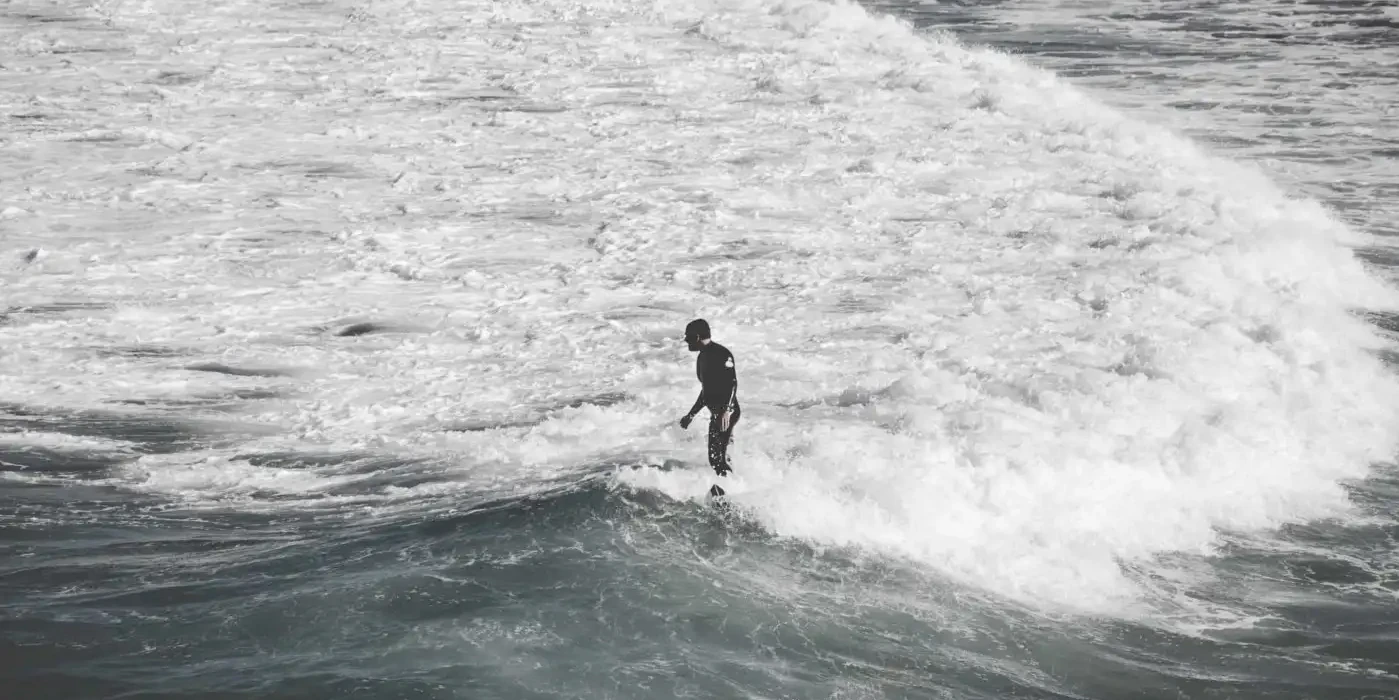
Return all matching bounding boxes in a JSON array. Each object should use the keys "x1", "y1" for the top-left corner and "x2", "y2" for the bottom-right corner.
[
  {"x1": 867, "y1": 0, "x2": 1399, "y2": 242},
  {"x1": 5, "y1": 403, "x2": 1399, "y2": 699}
]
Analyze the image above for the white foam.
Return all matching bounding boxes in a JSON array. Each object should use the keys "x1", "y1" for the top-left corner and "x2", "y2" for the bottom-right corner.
[
  {"x1": 0, "y1": 430, "x2": 138, "y2": 454},
  {"x1": 119, "y1": 452, "x2": 354, "y2": 502},
  {"x1": 1, "y1": 0, "x2": 1396, "y2": 618}
]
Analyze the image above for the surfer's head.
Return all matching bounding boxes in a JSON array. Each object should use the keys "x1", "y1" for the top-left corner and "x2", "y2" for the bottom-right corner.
[{"x1": 684, "y1": 319, "x2": 710, "y2": 352}]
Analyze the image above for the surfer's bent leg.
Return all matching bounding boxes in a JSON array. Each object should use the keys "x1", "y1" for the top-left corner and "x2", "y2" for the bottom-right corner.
[{"x1": 706, "y1": 402, "x2": 739, "y2": 476}]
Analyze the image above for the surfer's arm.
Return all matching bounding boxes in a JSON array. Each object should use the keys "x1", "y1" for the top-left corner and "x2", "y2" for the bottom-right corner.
[{"x1": 679, "y1": 390, "x2": 705, "y2": 428}]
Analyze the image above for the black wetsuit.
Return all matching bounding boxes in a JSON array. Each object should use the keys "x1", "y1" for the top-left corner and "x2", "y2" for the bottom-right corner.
[{"x1": 686, "y1": 342, "x2": 739, "y2": 475}]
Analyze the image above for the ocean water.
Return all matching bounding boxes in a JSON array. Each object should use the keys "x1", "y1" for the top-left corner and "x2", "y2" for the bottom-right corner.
[{"x1": 2, "y1": 0, "x2": 1398, "y2": 698}]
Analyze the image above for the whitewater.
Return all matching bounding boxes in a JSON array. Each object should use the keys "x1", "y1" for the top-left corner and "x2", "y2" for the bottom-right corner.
[{"x1": 3, "y1": 0, "x2": 1399, "y2": 698}]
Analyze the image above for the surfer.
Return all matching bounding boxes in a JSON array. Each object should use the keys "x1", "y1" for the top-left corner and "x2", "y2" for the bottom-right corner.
[{"x1": 678, "y1": 319, "x2": 740, "y2": 483}]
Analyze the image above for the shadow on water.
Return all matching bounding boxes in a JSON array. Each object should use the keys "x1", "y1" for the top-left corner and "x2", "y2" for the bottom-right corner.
[
  {"x1": 0, "y1": 402, "x2": 269, "y2": 455},
  {"x1": 0, "y1": 303, "x2": 113, "y2": 326},
  {"x1": 108, "y1": 388, "x2": 286, "y2": 413},
  {"x1": 0, "y1": 446, "x2": 128, "y2": 476},
  {"x1": 181, "y1": 363, "x2": 300, "y2": 379}
]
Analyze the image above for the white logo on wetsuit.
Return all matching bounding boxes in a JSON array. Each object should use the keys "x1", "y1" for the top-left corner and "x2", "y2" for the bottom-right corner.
[{"x1": 725, "y1": 357, "x2": 734, "y2": 368}]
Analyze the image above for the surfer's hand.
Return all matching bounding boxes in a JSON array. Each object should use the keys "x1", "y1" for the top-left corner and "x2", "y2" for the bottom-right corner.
[
  {"x1": 719, "y1": 410, "x2": 731, "y2": 432},
  {"x1": 679, "y1": 413, "x2": 693, "y2": 429}
]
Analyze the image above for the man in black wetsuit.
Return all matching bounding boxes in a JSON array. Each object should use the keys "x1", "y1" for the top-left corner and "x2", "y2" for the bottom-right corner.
[{"x1": 678, "y1": 319, "x2": 739, "y2": 478}]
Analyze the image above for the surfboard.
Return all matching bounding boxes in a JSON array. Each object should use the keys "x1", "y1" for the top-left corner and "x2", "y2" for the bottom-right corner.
[{"x1": 618, "y1": 458, "x2": 731, "y2": 506}]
